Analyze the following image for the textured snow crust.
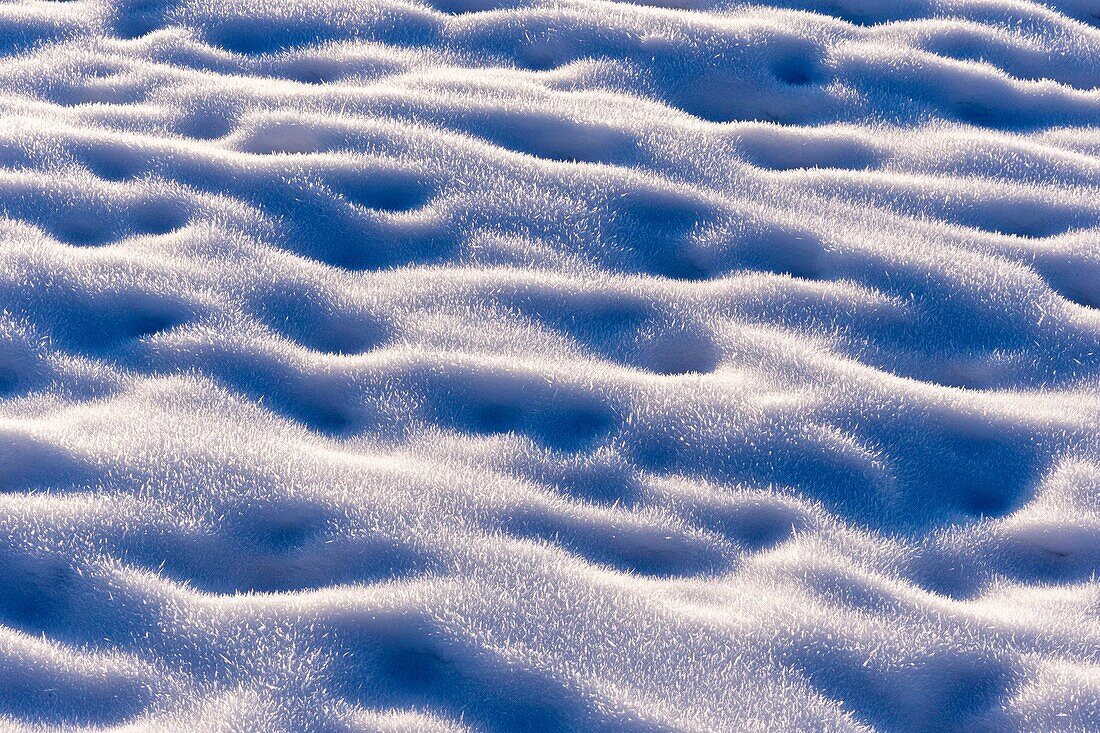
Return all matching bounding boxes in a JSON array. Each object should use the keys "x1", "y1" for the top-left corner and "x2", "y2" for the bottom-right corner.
[{"x1": 1, "y1": 0, "x2": 1100, "y2": 731}]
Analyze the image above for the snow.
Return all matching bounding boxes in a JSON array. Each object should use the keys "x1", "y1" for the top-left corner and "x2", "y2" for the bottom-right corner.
[{"x1": 0, "y1": 0, "x2": 1099, "y2": 730}]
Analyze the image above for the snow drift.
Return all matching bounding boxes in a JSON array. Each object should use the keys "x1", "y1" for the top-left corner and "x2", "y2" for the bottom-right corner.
[{"x1": 0, "y1": 0, "x2": 1099, "y2": 730}]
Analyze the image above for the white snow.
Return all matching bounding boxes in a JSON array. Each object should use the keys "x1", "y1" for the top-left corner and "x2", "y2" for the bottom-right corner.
[{"x1": 0, "y1": 0, "x2": 1099, "y2": 730}]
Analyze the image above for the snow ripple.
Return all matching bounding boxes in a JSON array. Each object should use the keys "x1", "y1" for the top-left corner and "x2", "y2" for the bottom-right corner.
[{"x1": 0, "y1": 0, "x2": 1099, "y2": 731}]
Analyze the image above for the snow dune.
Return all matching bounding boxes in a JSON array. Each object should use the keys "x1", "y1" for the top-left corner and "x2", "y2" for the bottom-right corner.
[{"x1": 0, "y1": 0, "x2": 1099, "y2": 730}]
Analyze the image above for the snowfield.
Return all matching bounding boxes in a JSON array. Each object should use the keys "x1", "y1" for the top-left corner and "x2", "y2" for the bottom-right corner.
[{"x1": 0, "y1": 0, "x2": 1099, "y2": 731}]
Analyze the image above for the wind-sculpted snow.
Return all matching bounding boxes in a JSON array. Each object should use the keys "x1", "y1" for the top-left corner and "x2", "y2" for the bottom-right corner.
[{"x1": 1, "y1": 0, "x2": 1099, "y2": 731}]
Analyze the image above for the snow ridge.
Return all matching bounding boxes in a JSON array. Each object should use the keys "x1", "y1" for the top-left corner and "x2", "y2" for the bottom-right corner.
[{"x1": 0, "y1": 0, "x2": 1099, "y2": 731}]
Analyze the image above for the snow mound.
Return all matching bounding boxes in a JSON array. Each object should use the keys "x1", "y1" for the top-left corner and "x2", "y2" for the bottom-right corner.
[{"x1": 1, "y1": 0, "x2": 1099, "y2": 730}]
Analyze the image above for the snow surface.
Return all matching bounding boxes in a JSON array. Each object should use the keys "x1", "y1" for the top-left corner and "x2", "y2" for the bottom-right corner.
[{"x1": 0, "y1": 0, "x2": 1099, "y2": 731}]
